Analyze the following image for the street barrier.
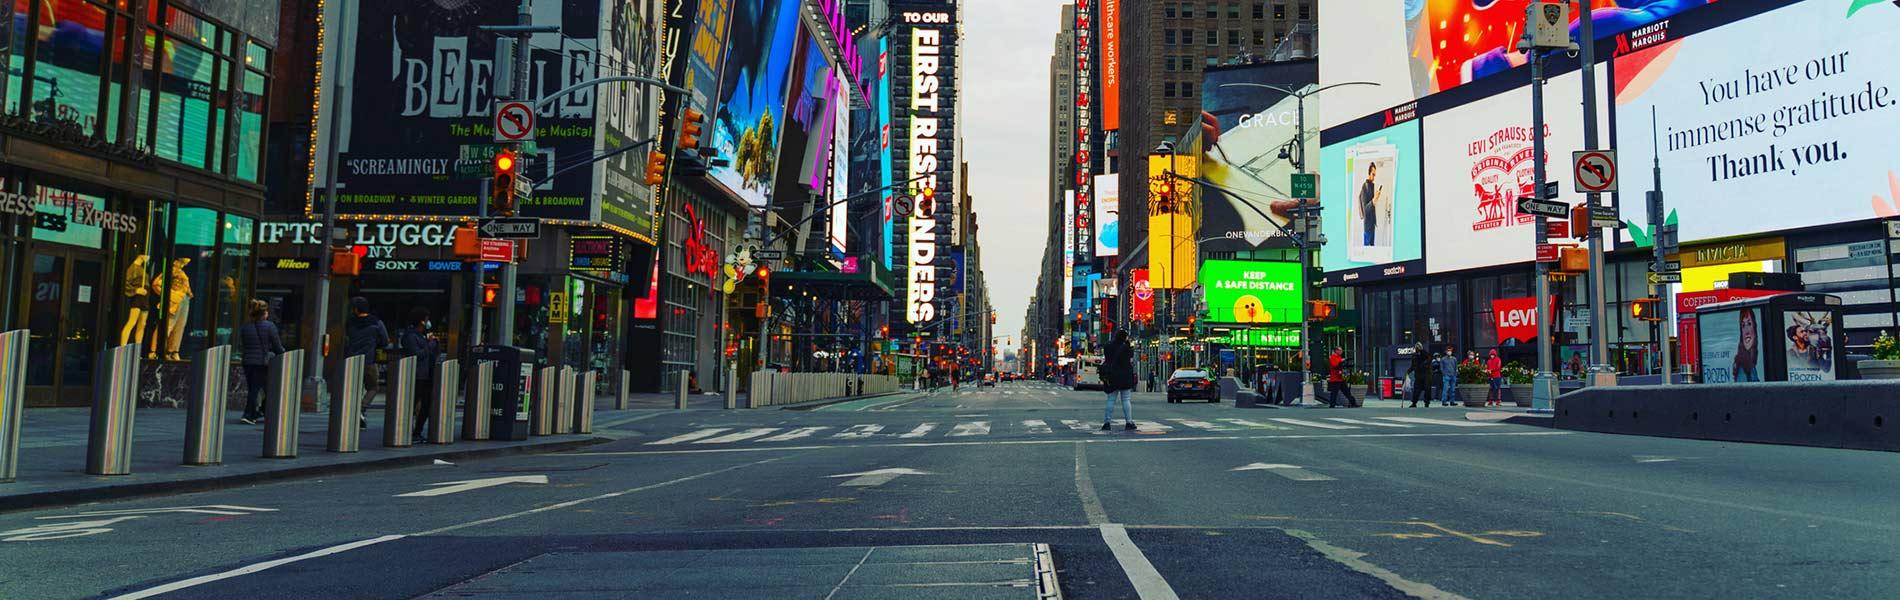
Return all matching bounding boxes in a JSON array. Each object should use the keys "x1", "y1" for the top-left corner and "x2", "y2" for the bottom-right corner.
[
  {"x1": 463, "y1": 360, "x2": 494, "y2": 441},
  {"x1": 428, "y1": 359, "x2": 459, "y2": 444},
  {"x1": 85, "y1": 344, "x2": 143, "y2": 475},
  {"x1": 383, "y1": 355, "x2": 417, "y2": 448},
  {"x1": 1554, "y1": 381, "x2": 1900, "y2": 451},
  {"x1": 575, "y1": 371, "x2": 595, "y2": 434},
  {"x1": 1, "y1": 330, "x2": 31, "y2": 482},
  {"x1": 182, "y1": 345, "x2": 232, "y2": 465},
  {"x1": 725, "y1": 364, "x2": 738, "y2": 409},
  {"x1": 617, "y1": 369, "x2": 630, "y2": 410},
  {"x1": 262, "y1": 349, "x2": 304, "y2": 458},
  {"x1": 327, "y1": 354, "x2": 366, "y2": 452},
  {"x1": 675, "y1": 370, "x2": 688, "y2": 409},
  {"x1": 745, "y1": 373, "x2": 900, "y2": 407},
  {"x1": 531, "y1": 365, "x2": 556, "y2": 435},
  {"x1": 555, "y1": 366, "x2": 576, "y2": 435}
]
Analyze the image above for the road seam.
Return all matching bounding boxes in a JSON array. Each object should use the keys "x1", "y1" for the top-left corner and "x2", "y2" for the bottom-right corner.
[
  {"x1": 1282, "y1": 528, "x2": 1468, "y2": 600},
  {"x1": 823, "y1": 547, "x2": 877, "y2": 600}
]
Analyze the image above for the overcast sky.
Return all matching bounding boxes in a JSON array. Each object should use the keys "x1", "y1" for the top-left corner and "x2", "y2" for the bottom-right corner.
[{"x1": 965, "y1": 0, "x2": 1061, "y2": 362}]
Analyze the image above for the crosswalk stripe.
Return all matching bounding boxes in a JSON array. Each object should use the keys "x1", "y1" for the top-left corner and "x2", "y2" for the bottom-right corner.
[
  {"x1": 647, "y1": 428, "x2": 731, "y2": 445},
  {"x1": 1134, "y1": 420, "x2": 1174, "y2": 431},
  {"x1": 694, "y1": 428, "x2": 782, "y2": 444},
  {"x1": 1172, "y1": 419, "x2": 1232, "y2": 431},
  {"x1": 757, "y1": 427, "x2": 828, "y2": 442},
  {"x1": 1023, "y1": 419, "x2": 1053, "y2": 434},
  {"x1": 898, "y1": 423, "x2": 937, "y2": 438},
  {"x1": 1060, "y1": 419, "x2": 1098, "y2": 432},
  {"x1": 1219, "y1": 418, "x2": 1288, "y2": 430},
  {"x1": 1376, "y1": 417, "x2": 1503, "y2": 427},
  {"x1": 834, "y1": 424, "x2": 885, "y2": 439},
  {"x1": 948, "y1": 421, "x2": 991, "y2": 436},
  {"x1": 1269, "y1": 418, "x2": 1357, "y2": 430},
  {"x1": 1324, "y1": 418, "x2": 1411, "y2": 428}
]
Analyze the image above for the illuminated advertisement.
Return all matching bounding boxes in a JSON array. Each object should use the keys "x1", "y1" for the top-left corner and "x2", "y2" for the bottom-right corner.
[
  {"x1": 1212, "y1": 328, "x2": 1301, "y2": 348},
  {"x1": 1783, "y1": 311, "x2": 1836, "y2": 382},
  {"x1": 1129, "y1": 268, "x2": 1153, "y2": 322},
  {"x1": 1064, "y1": 191, "x2": 1076, "y2": 312},
  {"x1": 597, "y1": 0, "x2": 663, "y2": 243},
  {"x1": 1094, "y1": 175, "x2": 1118, "y2": 257},
  {"x1": 1072, "y1": 0, "x2": 1097, "y2": 267},
  {"x1": 1321, "y1": 118, "x2": 1424, "y2": 283},
  {"x1": 1699, "y1": 305, "x2": 1763, "y2": 383},
  {"x1": 829, "y1": 65, "x2": 850, "y2": 262},
  {"x1": 904, "y1": 10, "x2": 952, "y2": 324},
  {"x1": 1198, "y1": 260, "x2": 1303, "y2": 325},
  {"x1": 1613, "y1": 0, "x2": 1900, "y2": 242},
  {"x1": 878, "y1": 37, "x2": 895, "y2": 269},
  {"x1": 1197, "y1": 61, "x2": 1318, "y2": 249},
  {"x1": 1422, "y1": 69, "x2": 1607, "y2": 274},
  {"x1": 709, "y1": 0, "x2": 799, "y2": 207},
  {"x1": 1147, "y1": 153, "x2": 1197, "y2": 290},
  {"x1": 1317, "y1": 0, "x2": 1710, "y2": 129},
  {"x1": 1101, "y1": 0, "x2": 1120, "y2": 132}
]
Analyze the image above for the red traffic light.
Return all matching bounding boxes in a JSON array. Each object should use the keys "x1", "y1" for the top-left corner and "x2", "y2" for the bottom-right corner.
[{"x1": 494, "y1": 150, "x2": 518, "y2": 174}]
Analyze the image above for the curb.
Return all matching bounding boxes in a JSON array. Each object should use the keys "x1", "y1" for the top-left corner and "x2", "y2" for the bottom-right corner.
[
  {"x1": 779, "y1": 391, "x2": 909, "y2": 411},
  {"x1": 0, "y1": 436, "x2": 610, "y2": 514}
]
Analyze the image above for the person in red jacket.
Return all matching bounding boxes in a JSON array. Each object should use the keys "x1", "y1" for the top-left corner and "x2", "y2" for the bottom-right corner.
[
  {"x1": 1486, "y1": 350, "x2": 1504, "y2": 406},
  {"x1": 1326, "y1": 348, "x2": 1356, "y2": 408}
]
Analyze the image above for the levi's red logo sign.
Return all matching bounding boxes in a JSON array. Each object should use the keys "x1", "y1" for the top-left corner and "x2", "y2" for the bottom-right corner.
[{"x1": 1492, "y1": 296, "x2": 1555, "y2": 343}]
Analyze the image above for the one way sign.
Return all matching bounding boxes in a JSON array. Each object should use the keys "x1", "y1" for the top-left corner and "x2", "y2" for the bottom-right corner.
[{"x1": 478, "y1": 217, "x2": 541, "y2": 239}]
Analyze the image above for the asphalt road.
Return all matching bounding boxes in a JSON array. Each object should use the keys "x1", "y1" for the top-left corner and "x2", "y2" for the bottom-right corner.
[{"x1": 5, "y1": 380, "x2": 1899, "y2": 599}]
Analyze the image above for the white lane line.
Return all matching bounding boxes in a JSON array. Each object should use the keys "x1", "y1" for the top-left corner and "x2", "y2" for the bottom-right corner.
[
  {"x1": 1060, "y1": 419, "x2": 1097, "y2": 432},
  {"x1": 833, "y1": 424, "x2": 885, "y2": 439},
  {"x1": 1074, "y1": 443, "x2": 1108, "y2": 525},
  {"x1": 1377, "y1": 417, "x2": 1503, "y2": 427},
  {"x1": 646, "y1": 428, "x2": 732, "y2": 445},
  {"x1": 1171, "y1": 419, "x2": 1232, "y2": 431},
  {"x1": 693, "y1": 428, "x2": 782, "y2": 444},
  {"x1": 1219, "y1": 418, "x2": 1288, "y2": 430},
  {"x1": 1023, "y1": 419, "x2": 1053, "y2": 434},
  {"x1": 109, "y1": 535, "x2": 409, "y2": 600},
  {"x1": 1324, "y1": 418, "x2": 1412, "y2": 428},
  {"x1": 1100, "y1": 524, "x2": 1182, "y2": 600},
  {"x1": 898, "y1": 423, "x2": 937, "y2": 438},
  {"x1": 1282, "y1": 529, "x2": 1470, "y2": 600},
  {"x1": 948, "y1": 421, "x2": 992, "y2": 436},
  {"x1": 1133, "y1": 420, "x2": 1174, "y2": 431},
  {"x1": 1232, "y1": 463, "x2": 1337, "y2": 481},
  {"x1": 1049, "y1": 391, "x2": 1060, "y2": 396},
  {"x1": 568, "y1": 431, "x2": 1576, "y2": 456},
  {"x1": 758, "y1": 427, "x2": 828, "y2": 442},
  {"x1": 1270, "y1": 418, "x2": 1357, "y2": 430}
]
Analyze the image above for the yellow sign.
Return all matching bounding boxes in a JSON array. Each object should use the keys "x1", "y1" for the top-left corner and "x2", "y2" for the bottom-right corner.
[
  {"x1": 1671, "y1": 238, "x2": 1784, "y2": 269},
  {"x1": 1148, "y1": 153, "x2": 1199, "y2": 289},
  {"x1": 548, "y1": 292, "x2": 569, "y2": 324}
]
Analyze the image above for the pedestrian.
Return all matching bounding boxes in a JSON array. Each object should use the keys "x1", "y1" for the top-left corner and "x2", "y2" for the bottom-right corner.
[
  {"x1": 1146, "y1": 369, "x2": 1158, "y2": 393},
  {"x1": 237, "y1": 299, "x2": 285, "y2": 425},
  {"x1": 1408, "y1": 343, "x2": 1430, "y2": 408},
  {"x1": 1101, "y1": 330, "x2": 1138, "y2": 430},
  {"x1": 1326, "y1": 348, "x2": 1357, "y2": 408},
  {"x1": 1438, "y1": 345, "x2": 1460, "y2": 406},
  {"x1": 398, "y1": 307, "x2": 442, "y2": 442},
  {"x1": 1486, "y1": 349, "x2": 1504, "y2": 406},
  {"x1": 344, "y1": 297, "x2": 390, "y2": 429}
]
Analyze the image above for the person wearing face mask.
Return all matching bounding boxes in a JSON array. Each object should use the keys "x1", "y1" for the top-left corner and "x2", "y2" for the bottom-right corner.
[{"x1": 399, "y1": 307, "x2": 444, "y2": 442}]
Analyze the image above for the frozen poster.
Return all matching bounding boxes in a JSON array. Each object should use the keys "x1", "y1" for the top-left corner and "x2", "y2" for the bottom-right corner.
[
  {"x1": 1345, "y1": 141, "x2": 1397, "y2": 264},
  {"x1": 1782, "y1": 312, "x2": 1835, "y2": 382},
  {"x1": 1699, "y1": 308, "x2": 1763, "y2": 384}
]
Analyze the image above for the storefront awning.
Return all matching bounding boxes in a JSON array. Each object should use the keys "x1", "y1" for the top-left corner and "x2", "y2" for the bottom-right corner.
[{"x1": 770, "y1": 259, "x2": 897, "y2": 300}]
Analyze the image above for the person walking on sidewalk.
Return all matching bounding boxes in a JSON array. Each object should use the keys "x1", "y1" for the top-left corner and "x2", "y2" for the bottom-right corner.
[
  {"x1": 237, "y1": 300, "x2": 286, "y2": 425},
  {"x1": 1486, "y1": 349, "x2": 1505, "y2": 406},
  {"x1": 1408, "y1": 343, "x2": 1430, "y2": 408},
  {"x1": 1326, "y1": 348, "x2": 1357, "y2": 408},
  {"x1": 398, "y1": 308, "x2": 443, "y2": 442},
  {"x1": 344, "y1": 297, "x2": 390, "y2": 429},
  {"x1": 1101, "y1": 330, "x2": 1138, "y2": 431},
  {"x1": 1437, "y1": 346, "x2": 1460, "y2": 406}
]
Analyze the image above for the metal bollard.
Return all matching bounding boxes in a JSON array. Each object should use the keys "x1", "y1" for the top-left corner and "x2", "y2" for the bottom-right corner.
[
  {"x1": 1, "y1": 330, "x2": 32, "y2": 482},
  {"x1": 262, "y1": 349, "x2": 305, "y2": 458},
  {"x1": 429, "y1": 359, "x2": 459, "y2": 444},
  {"x1": 531, "y1": 365, "x2": 556, "y2": 435},
  {"x1": 87, "y1": 343, "x2": 143, "y2": 475},
  {"x1": 463, "y1": 360, "x2": 494, "y2": 440},
  {"x1": 725, "y1": 367, "x2": 737, "y2": 410},
  {"x1": 383, "y1": 355, "x2": 416, "y2": 448},
  {"x1": 183, "y1": 345, "x2": 232, "y2": 466},
  {"x1": 555, "y1": 366, "x2": 575, "y2": 435},
  {"x1": 327, "y1": 354, "x2": 366, "y2": 452},
  {"x1": 616, "y1": 369, "x2": 630, "y2": 410},
  {"x1": 576, "y1": 371, "x2": 596, "y2": 434},
  {"x1": 676, "y1": 370, "x2": 689, "y2": 410}
]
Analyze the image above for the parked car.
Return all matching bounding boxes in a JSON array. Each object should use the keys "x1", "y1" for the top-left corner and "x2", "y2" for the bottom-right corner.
[{"x1": 1167, "y1": 368, "x2": 1219, "y2": 403}]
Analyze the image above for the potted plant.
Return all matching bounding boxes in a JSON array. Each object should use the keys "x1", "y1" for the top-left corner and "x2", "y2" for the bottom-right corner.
[
  {"x1": 1456, "y1": 360, "x2": 1491, "y2": 407},
  {"x1": 1861, "y1": 332, "x2": 1900, "y2": 380},
  {"x1": 1502, "y1": 362, "x2": 1535, "y2": 406}
]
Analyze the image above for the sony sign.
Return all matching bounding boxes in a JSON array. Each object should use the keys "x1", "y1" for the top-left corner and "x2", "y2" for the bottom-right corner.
[{"x1": 907, "y1": 25, "x2": 945, "y2": 324}]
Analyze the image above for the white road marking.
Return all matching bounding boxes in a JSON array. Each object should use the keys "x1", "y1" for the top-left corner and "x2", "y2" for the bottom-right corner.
[
  {"x1": 1325, "y1": 418, "x2": 1412, "y2": 428},
  {"x1": 898, "y1": 423, "x2": 937, "y2": 438},
  {"x1": 758, "y1": 427, "x2": 828, "y2": 442},
  {"x1": 1172, "y1": 419, "x2": 1231, "y2": 431},
  {"x1": 568, "y1": 431, "x2": 1577, "y2": 456},
  {"x1": 1133, "y1": 420, "x2": 1174, "y2": 431},
  {"x1": 396, "y1": 475, "x2": 549, "y2": 497},
  {"x1": 1100, "y1": 524, "x2": 1182, "y2": 600},
  {"x1": 949, "y1": 421, "x2": 992, "y2": 436},
  {"x1": 694, "y1": 428, "x2": 783, "y2": 444},
  {"x1": 646, "y1": 428, "x2": 731, "y2": 445},
  {"x1": 827, "y1": 468, "x2": 934, "y2": 487},
  {"x1": 1060, "y1": 419, "x2": 1098, "y2": 432},
  {"x1": 1633, "y1": 455, "x2": 1679, "y2": 464},
  {"x1": 40, "y1": 505, "x2": 276, "y2": 518},
  {"x1": 1049, "y1": 391, "x2": 1060, "y2": 396},
  {"x1": 1270, "y1": 418, "x2": 1357, "y2": 430},
  {"x1": 108, "y1": 535, "x2": 410, "y2": 599},
  {"x1": 1023, "y1": 419, "x2": 1053, "y2": 434},
  {"x1": 1377, "y1": 417, "x2": 1502, "y2": 427},
  {"x1": 833, "y1": 424, "x2": 885, "y2": 439},
  {"x1": 1231, "y1": 463, "x2": 1336, "y2": 481},
  {"x1": 1219, "y1": 418, "x2": 1287, "y2": 430}
]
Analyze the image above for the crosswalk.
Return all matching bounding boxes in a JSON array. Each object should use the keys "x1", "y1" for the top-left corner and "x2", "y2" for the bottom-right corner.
[{"x1": 644, "y1": 416, "x2": 1502, "y2": 445}]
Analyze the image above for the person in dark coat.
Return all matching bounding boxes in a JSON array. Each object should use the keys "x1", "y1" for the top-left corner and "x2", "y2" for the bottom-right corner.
[
  {"x1": 1408, "y1": 343, "x2": 1431, "y2": 408},
  {"x1": 398, "y1": 307, "x2": 443, "y2": 442},
  {"x1": 343, "y1": 297, "x2": 389, "y2": 429},
  {"x1": 237, "y1": 300, "x2": 286, "y2": 424},
  {"x1": 1101, "y1": 330, "x2": 1139, "y2": 431}
]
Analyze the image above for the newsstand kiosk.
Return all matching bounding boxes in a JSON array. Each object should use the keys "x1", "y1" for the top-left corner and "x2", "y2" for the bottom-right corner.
[
  {"x1": 1694, "y1": 293, "x2": 1841, "y2": 384},
  {"x1": 474, "y1": 345, "x2": 536, "y2": 440}
]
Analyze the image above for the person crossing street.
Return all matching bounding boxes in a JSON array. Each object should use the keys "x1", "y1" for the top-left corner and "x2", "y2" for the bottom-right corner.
[{"x1": 1100, "y1": 330, "x2": 1138, "y2": 431}]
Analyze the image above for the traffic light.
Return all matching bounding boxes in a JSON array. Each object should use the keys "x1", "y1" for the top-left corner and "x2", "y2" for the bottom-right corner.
[
  {"x1": 482, "y1": 283, "x2": 501, "y2": 307},
  {"x1": 679, "y1": 108, "x2": 706, "y2": 152},
  {"x1": 331, "y1": 248, "x2": 361, "y2": 277},
  {"x1": 644, "y1": 151, "x2": 667, "y2": 186},
  {"x1": 1309, "y1": 300, "x2": 1337, "y2": 321},
  {"x1": 491, "y1": 149, "x2": 520, "y2": 216},
  {"x1": 1631, "y1": 298, "x2": 1663, "y2": 322}
]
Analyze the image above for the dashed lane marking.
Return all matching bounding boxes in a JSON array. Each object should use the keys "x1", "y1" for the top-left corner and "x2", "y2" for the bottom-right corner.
[
  {"x1": 1324, "y1": 418, "x2": 1412, "y2": 428},
  {"x1": 695, "y1": 428, "x2": 782, "y2": 444},
  {"x1": 898, "y1": 423, "x2": 937, "y2": 438},
  {"x1": 1377, "y1": 417, "x2": 1502, "y2": 427},
  {"x1": 1023, "y1": 419, "x2": 1053, "y2": 434},
  {"x1": 834, "y1": 424, "x2": 885, "y2": 439},
  {"x1": 647, "y1": 428, "x2": 732, "y2": 445},
  {"x1": 948, "y1": 421, "x2": 991, "y2": 436},
  {"x1": 1270, "y1": 418, "x2": 1356, "y2": 430},
  {"x1": 758, "y1": 427, "x2": 828, "y2": 442},
  {"x1": 1219, "y1": 418, "x2": 1288, "y2": 430}
]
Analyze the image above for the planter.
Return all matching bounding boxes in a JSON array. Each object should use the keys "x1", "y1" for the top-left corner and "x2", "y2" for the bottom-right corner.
[
  {"x1": 1458, "y1": 384, "x2": 1491, "y2": 407},
  {"x1": 1509, "y1": 384, "x2": 1532, "y2": 407},
  {"x1": 1860, "y1": 359, "x2": 1900, "y2": 380}
]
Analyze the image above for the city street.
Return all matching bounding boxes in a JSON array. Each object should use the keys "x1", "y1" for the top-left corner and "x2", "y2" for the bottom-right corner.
[{"x1": 6, "y1": 381, "x2": 1899, "y2": 599}]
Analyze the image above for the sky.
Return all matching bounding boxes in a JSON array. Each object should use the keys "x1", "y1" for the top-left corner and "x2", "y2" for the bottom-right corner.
[{"x1": 965, "y1": 0, "x2": 1061, "y2": 364}]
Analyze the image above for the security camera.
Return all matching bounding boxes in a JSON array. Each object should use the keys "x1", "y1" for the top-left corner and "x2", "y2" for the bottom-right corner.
[
  {"x1": 1278, "y1": 147, "x2": 1291, "y2": 160},
  {"x1": 1565, "y1": 43, "x2": 1580, "y2": 59}
]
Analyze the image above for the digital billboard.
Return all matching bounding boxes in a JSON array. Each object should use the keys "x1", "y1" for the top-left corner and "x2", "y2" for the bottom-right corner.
[
  {"x1": 597, "y1": 0, "x2": 662, "y2": 243},
  {"x1": 1129, "y1": 268, "x2": 1153, "y2": 322},
  {"x1": 1094, "y1": 175, "x2": 1119, "y2": 257},
  {"x1": 1613, "y1": 0, "x2": 1900, "y2": 242},
  {"x1": 1147, "y1": 153, "x2": 1197, "y2": 289},
  {"x1": 1321, "y1": 119, "x2": 1423, "y2": 282},
  {"x1": 1421, "y1": 69, "x2": 1608, "y2": 274},
  {"x1": 1199, "y1": 260, "x2": 1303, "y2": 325},
  {"x1": 895, "y1": 3, "x2": 959, "y2": 327},
  {"x1": 1198, "y1": 60, "x2": 1318, "y2": 249},
  {"x1": 708, "y1": 0, "x2": 799, "y2": 207}
]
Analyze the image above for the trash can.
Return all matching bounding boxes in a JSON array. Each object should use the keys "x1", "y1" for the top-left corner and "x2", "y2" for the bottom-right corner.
[{"x1": 473, "y1": 345, "x2": 536, "y2": 441}]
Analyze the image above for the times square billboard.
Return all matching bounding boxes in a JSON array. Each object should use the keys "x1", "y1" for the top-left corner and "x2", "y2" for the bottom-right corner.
[{"x1": 894, "y1": 2, "x2": 959, "y2": 327}]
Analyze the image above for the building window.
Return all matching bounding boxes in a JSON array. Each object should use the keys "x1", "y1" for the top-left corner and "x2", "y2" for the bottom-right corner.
[
  {"x1": 1164, "y1": 29, "x2": 1175, "y2": 45},
  {"x1": 1299, "y1": 3, "x2": 1311, "y2": 20},
  {"x1": 1227, "y1": 30, "x2": 1240, "y2": 45},
  {"x1": 1182, "y1": 83, "x2": 1194, "y2": 98},
  {"x1": 1163, "y1": 56, "x2": 1174, "y2": 71},
  {"x1": 1274, "y1": 3, "x2": 1287, "y2": 20},
  {"x1": 1253, "y1": 30, "x2": 1266, "y2": 45},
  {"x1": 1204, "y1": 30, "x2": 1217, "y2": 46},
  {"x1": 1165, "y1": 6, "x2": 1176, "y2": 18},
  {"x1": 236, "y1": 41, "x2": 269, "y2": 183},
  {"x1": 1163, "y1": 82, "x2": 1176, "y2": 97},
  {"x1": 1181, "y1": 6, "x2": 1193, "y2": 18},
  {"x1": 1229, "y1": 2, "x2": 1241, "y2": 18},
  {"x1": 1253, "y1": 2, "x2": 1265, "y2": 19}
]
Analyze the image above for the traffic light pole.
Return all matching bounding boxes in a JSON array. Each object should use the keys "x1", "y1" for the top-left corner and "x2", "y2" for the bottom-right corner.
[
  {"x1": 471, "y1": 178, "x2": 489, "y2": 347},
  {"x1": 1527, "y1": 36, "x2": 1558, "y2": 411},
  {"x1": 306, "y1": 0, "x2": 352, "y2": 403},
  {"x1": 1577, "y1": 0, "x2": 1616, "y2": 388}
]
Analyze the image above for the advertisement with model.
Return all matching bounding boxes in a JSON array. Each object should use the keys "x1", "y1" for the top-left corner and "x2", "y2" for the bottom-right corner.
[
  {"x1": 1196, "y1": 60, "x2": 1319, "y2": 250},
  {"x1": 1321, "y1": 118, "x2": 1423, "y2": 283}
]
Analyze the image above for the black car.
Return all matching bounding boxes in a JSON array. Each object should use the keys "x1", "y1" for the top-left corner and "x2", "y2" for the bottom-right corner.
[{"x1": 1166, "y1": 369, "x2": 1219, "y2": 403}]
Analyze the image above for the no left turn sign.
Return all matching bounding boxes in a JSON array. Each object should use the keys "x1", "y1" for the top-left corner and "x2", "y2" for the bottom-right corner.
[
  {"x1": 494, "y1": 101, "x2": 536, "y2": 142},
  {"x1": 1573, "y1": 150, "x2": 1617, "y2": 193},
  {"x1": 892, "y1": 195, "x2": 915, "y2": 218}
]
